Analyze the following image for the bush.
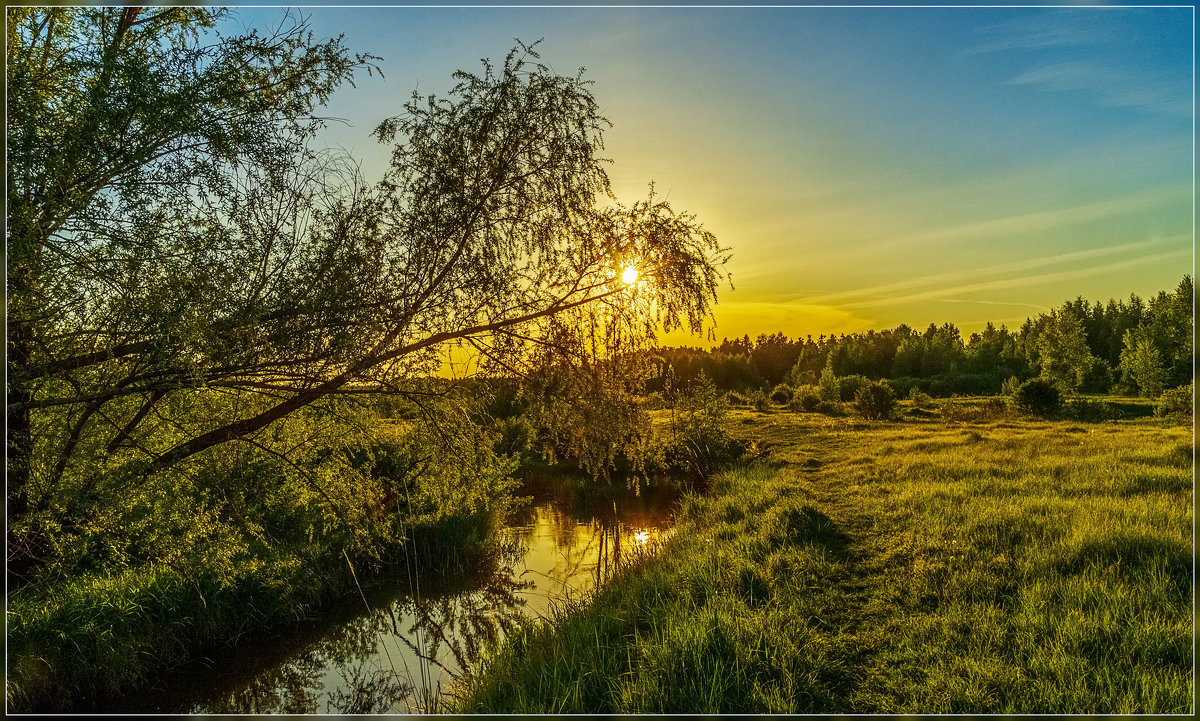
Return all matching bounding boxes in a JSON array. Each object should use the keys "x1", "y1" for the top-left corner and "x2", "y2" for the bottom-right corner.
[
  {"x1": 770, "y1": 383, "x2": 794, "y2": 405},
  {"x1": 854, "y1": 381, "x2": 896, "y2": 421},
  {"x1": 1000, "y1": 375, "x2": 1023, "y2": 396},
  {"x1": 818, "y1": 367, "x2": 840, "y2": 402},
  {"x1": 1155, "y1": 383, "x2": 1193, "y2": 418},
  {"x1": 726, "y1": 390, "x2": 750, "y2": 407},
  {"x1": 787, "y1": 389, "x2": 822, "y2": 413},
  {"x1": 494, "y1": 415, "x2": 534, "y2": 457},
  {"x1": 749, "y1": 388, "x2": 772, "y2": 413},
  {"x1": 668, "y1": 374, "x2": 746, "y2": 482},
  {"x1": 837, "y1": 374, "x2": 870, "y2": 402},
  {"x1": 907, "y1": 387, "x2": 933, "y2": 409},
  {"x1": 1065, "y1": 398, "x2": 1124, "y2": 422},
  {"x1": 1008, "y1": 378, "x2": 1061, "y2": 417}
]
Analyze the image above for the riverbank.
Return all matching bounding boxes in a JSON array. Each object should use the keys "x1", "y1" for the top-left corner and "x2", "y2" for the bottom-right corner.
[
  {"x1": 6, "y1": 481, "x2": 508, "y2": 713},
  {"x1": 454, "y1": 409, "x2": 1193, "y2": 713}
]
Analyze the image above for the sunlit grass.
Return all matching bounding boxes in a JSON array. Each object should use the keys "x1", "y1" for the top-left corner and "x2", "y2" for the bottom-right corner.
[{"x1": 455, "y1": 409, "x2": 1193, "y2": 713}]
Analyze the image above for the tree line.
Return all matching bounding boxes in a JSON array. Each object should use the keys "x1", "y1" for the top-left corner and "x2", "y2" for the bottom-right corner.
[{"x1": 650, "y1": 276, "x2": 1193, "y2": 399}]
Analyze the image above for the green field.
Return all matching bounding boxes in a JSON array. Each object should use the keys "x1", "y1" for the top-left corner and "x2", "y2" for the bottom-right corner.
[{"x1": 455, "y1": 405, "x2": 1194, "y2": 713}]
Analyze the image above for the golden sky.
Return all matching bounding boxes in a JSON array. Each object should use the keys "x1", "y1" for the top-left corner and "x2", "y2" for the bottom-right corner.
[{"x1": 245, "y1": 3, "x2": 1193, "y2": 345}]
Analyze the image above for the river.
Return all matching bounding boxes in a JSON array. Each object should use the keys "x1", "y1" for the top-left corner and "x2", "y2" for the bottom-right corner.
[{"x1": 113, "y1": 481, "x2": 679, "y2": 714}]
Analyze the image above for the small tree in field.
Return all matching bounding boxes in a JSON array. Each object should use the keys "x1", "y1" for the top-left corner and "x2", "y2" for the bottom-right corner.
[
  {"x1": 818, "y1": 366, "x2": 840, "y2": 402},
  {"x1": 854, "y1": 381, "x2": 896, "y2": 421},
  {"x1": 1009, "y1": 378, "x2": 1061, "y2": 417}
]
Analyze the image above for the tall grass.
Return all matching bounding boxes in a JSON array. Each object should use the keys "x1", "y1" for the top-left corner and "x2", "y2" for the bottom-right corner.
[{"x1": 454, "y1": 409, "x2": 1193, "y2": 713}]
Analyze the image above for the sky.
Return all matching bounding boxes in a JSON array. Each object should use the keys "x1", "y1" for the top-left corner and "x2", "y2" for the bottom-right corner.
[{"x1": 233, "y1": 2, "x2": 1193, "y2": 345}]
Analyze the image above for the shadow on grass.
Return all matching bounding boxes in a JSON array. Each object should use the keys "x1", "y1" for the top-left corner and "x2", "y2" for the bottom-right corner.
[{"x1": 767, "y1": 504, "x2": 851, "y2": 560}]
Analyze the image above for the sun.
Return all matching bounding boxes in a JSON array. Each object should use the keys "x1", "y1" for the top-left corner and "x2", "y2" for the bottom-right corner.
[{"x1": 621, "y1": 265, "x2": 639, "y2": 285}]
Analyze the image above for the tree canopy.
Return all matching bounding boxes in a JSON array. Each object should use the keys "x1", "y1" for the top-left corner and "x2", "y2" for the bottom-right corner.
[{"x1": 6, "y1": 9, "x2": 728, "y2": 579}]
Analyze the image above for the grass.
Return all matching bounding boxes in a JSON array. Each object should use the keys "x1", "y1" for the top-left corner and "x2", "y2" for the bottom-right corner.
[
  {"x1": 5, "y1": 500, "x2": 503, "y2": 713},
  {"x1": 454, "y1": 404, "x2": 1193, "y2": 713}
]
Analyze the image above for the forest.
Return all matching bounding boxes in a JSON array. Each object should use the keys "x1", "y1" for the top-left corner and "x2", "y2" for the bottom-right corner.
[{"x1": 653, "y1": 276, "x2": 1192, "y2": 401}]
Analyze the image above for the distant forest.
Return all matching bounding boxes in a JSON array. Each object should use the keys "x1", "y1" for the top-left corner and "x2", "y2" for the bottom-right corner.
[{"x1": 650, "y1": 276, "x2": 1193, "y2": 399}]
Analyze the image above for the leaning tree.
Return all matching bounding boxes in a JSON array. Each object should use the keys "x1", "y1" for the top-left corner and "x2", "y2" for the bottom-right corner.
[{"x1": 6, "y1": 8, "x2": 728, "y2": 579}]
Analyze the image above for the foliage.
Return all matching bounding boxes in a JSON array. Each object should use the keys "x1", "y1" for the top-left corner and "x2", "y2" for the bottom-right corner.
[
  {"x1": 907, "y1": 387, "x2": 933, "y2": 410},
  {"x1": 787, "y1": 388, "x2": 822, "y2": 414},
  {"x1": 853, "y1": 381, "x2": 896, "y2": 421},
  {"x1": 1008, "y1": 378, "x2": 1062, "y2": 418},
  {"x1": 818, "y1": 366, "x2": 840, "y2": 402},
  {"x1": 1119, "y1": 328, "x2": 1168, "y2": 398},
  {"x1": 836, "y1": 374, "x2": 870, "y2": 402},
  {"x1": 665, "y1": 373, "x2": 745, "y2": 482},
  {"x1": 749, "y1": 389, "x2": 773, "y2": 413},
  {"x1": 1154, "y1": 384, "x2": 1193, "y2": 418},
  {"x1": 652, "y1": 278, "x2": 1190, "y2": 408},
  {"x1": 7, "y1": 9, "x2": 728, "y2": 583},
  {"x1": 7, "y1": 393, "x2": 521, "y2": 711},
  {"x1": 1036, "y1": 309, "x2": 1096, "y2": 392},
  {"x1": 770, "y1": 384, "x2": 794, "y2": 405},
  {"x1": 521, "y1": 352, "x2": 653, "y2": 483},
  {"x1": 1063, "y1": 398, "x2": 1125, "y2": 423}
]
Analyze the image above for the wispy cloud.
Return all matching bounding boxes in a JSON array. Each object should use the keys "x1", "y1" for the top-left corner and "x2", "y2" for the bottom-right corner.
[
  {"x1": 1009, "y1": 60, "x2": 1192, "y2": 118},
  {"x1": 841, "y1": 247, "x2": 1190, "y2": 310},
  {"x1": 793, "y1": 234, "x2": 1187, "y2": 308},
  {"x1": 969, "y1": 8, "x2": 1191, "y2": 119},
  {"x1": 968, "y1": 9, "x2": 1120, "y2": 55}
]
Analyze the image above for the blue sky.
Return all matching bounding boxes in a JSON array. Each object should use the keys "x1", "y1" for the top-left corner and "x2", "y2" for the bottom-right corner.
[{"x1": 231, "y1": 3, "x2": 1193, "y2": 342}]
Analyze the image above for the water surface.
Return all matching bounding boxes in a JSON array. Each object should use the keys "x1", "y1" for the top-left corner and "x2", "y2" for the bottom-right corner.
[{"x1": 120, "y1": 483, "x2": 677, "y2": 713}]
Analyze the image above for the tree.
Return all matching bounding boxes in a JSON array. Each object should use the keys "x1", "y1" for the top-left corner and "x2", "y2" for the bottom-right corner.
[
  {"x1": 1119, "y1": 328, "x2": 1167, "y2": 398},
  {"x1": 1036, "y1": 309, "x2": 1095, "y2": 392},
  {"x1": 7, "y1": 10, "x2": 728, "y2": 578},
  {"x1": 8, "y1": 6, "x2": 376, "y2": 546}
]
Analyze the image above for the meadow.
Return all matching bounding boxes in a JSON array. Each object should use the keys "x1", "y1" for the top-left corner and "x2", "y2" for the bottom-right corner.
[{"x1": 455, "y1": 401, "x2": 1194, "y2": 713}]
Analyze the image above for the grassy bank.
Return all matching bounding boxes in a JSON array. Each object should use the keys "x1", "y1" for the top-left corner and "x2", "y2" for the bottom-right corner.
[
  {"x1": 6, "y1": 410, "x2": 520, "y2": 713},
  {"x1": 454, "y1": 408, "x2": 1193, "y2": 713},
  {"x1": 6, "y1": 502, "x2": 509, "y2": 713}
]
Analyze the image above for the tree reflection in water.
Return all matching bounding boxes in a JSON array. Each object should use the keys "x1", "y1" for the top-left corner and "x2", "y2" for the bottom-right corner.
[
  {"x1": 172, "y1": 491, "x2": 676, "y2": 715},
  {"x1": 193, "y1": 539, "x2": 533, "y2": 714}
]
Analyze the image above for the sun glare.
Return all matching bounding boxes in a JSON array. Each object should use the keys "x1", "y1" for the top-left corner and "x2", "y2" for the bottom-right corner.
[{"x1": 621, "y1": 265, "x2": 639, "y2": 285}]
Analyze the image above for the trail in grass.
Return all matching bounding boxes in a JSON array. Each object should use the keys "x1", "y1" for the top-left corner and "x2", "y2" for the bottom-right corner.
[{"x1": 455, "y1": 410, "x2": 1193, "y2": 714}]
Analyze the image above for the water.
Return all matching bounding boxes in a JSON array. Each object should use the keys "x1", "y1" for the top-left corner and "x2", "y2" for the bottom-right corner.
[{"x1": 119, "y1": 482, "x2": 678, "y2": 714}]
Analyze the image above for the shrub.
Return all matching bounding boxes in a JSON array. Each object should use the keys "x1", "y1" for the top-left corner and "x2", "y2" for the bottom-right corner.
[
  {"x1": 1065, "y1": 398, "x2": 1124, "y2": 422},
  {"x1": 854, "y1": 381, "x2": 896, "y2": 421},
  {"x1": 818, "y1": 367, "x2": 840, "y2": 402},
  {"x1": 726, "y1": 391, "x2": 750, "y2": 407},
  {"x1": 907, "y1": 387, "x2": 933, "y2": 410},
  {"x1": 1000, "y1": 375, "x2": 1022, "y2": 396},
  {"x1": 1008, "y1": 378, "x2": 1061, "y2": 417},
  {"x1": 1155, "y1": 383, "x2": 1193, "y2": 418},
  {"x1": 770, "y1": 383, "x2": 794, "y2": 405},
  {"x1": 816, "y1": 400, "x2": 844, "y2": 416},
  {"x1": 787, "y1": 389, "x2": 822, "y2": 413},
  {"x1": 668, "y1": 374, "x2": 746, "y2": 482},
  {"x1": 837, "y1": 374, "x2": 870, "y2": 402},
  {"x1": 888, "y1": 376, "x2": 921, "y2": 398},
  {"x1": 749, "y1": 388, "x2": 772, "y2": 413},
  {"x1": 494, "y1": 415, "x2": 534, "y2": 457},
  {"x1": 640, "y1": 392, "x2": 667, "y2": 411}
]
